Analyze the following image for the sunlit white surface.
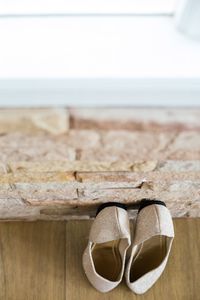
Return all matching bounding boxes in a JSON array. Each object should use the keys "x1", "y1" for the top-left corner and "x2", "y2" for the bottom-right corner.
[
  {"x1": 0, "y1": 15, "x2": 200, "y2": 106},
  {"x1": 0, "y1": 0, "x2": 177, "y2": 15},
  {"x1": 0, "y1": 17, "x2": 200, "y2": 79}
]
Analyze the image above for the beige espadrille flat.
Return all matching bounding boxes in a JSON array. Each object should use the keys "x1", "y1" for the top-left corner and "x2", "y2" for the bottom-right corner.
[
  {"x1": 125, "y1": 199, "x2": 174, "y2": 295},
  {"x1": 82, "y1": 202, "x2": 131, "y2": 293}
]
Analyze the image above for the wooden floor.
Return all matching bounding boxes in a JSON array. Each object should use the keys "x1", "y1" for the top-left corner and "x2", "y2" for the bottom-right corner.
[{"x1": 0, "y1": 219, "x2": 199, "y2": 300}]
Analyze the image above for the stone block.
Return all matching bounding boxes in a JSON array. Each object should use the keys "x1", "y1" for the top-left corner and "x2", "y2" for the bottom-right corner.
[
  {"x1": 70, "y1": 108, "x2": 200, "y2": 131},
  {"x1": 0, "y1": 108, "x2": 69, "y2": 134}
]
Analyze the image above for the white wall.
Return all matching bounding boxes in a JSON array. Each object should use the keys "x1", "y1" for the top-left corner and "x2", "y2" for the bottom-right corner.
[
  {"x1": 1, "y1": 17, "x2": 200, "y2": 78},
  {"x1": 0, "y1": 15, "x2": 200, "y2": 106}
]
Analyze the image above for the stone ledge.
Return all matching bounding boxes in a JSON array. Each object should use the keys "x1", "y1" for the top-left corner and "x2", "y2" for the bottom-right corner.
[
  {"x1": 0, "y1": 107, "x2": 200, "y2": 220},
  {"x1": 4, "y1": 160, "x2": 200, "y2": 173},
  {"x1": 0, "y1": 160, "x2": 199, "y2": 220}
]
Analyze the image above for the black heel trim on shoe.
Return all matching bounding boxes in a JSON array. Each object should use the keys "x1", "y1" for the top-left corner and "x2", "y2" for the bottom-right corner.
[
  {"x1": 96, "y1": 202, "x2": 127, "y2": 216},
  {"x1": 138, "y1": 199, "x2": 166, "y2": 213}
]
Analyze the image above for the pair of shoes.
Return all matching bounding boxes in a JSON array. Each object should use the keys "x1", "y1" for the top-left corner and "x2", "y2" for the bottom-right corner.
[{"x1": 82, "y1": 199, "x2": 174, "y2": 294}]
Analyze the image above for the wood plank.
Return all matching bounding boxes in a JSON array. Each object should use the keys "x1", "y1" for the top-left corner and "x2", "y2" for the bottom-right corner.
[
  {"x1": 0, "y1": 219, "x2": 199, "y2": 299},
  {"x1": 0, "y1": 221, "x2": 66, "y2": 300},
  {"x1": 66, "y1": 219, "x2": 200, "y2": 300}
]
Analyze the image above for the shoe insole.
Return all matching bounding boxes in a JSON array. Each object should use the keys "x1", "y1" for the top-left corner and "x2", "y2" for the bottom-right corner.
[
  {"x1": 130, "y1": 235, "x2": 167, "y2": 282},
  {"x1": 92, "y1": 239, "x2": 122, "y2": 281}
]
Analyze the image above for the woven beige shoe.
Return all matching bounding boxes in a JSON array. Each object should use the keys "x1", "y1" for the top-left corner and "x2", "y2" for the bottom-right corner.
[
  {"x1": 126, "y1": 199, "x2": 174, "y2": 295},
  {"x1": 82, "y1": 202, "x2": 131, "y2": 293}
]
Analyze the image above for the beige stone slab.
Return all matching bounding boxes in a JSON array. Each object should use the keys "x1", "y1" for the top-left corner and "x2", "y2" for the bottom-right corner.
[
  {"x1": 0, "y1": 196, "x2": 43, "y2": 220},
  {"x1": 0, "y1": 108, "x2": 69, "y2": 134},
  {"x1": 1, "y1": 171, "x2": 199, "y2": 192},
  {"x1": 1, "y1": 129, "x2": 199, "y2": 163},
  {"x1": 70, "y1": 108, "x2": 200, "y2": 131},
  {"x1": 77, "y1": 184, "x2": 200, "y2": 201},
  {"x1": 77, "y1": 171, "x2": 200, "y2": 183},
  {"x1": 66, "y1": 129, "x2": 101, "y2": 149},
  {"x1": 0, "y1": 133, "x2": 76, "y2": 162},
  {"x1": 157, "y1": 160, "x2": 200, "y2": 172},
  {"x1": 0, "y1": 162, "x2": 7, "y2": 173},
  {"x1": 0, "y1": 172, "x2": 75, "y2": 184},
  {"x1": 0, "y1": 186, "x2": 78, "y2": 204},
  {"x1": 0, "y1": 147, "x2": 75, "y2": 162},
  {"x1": 20, "y1": 188, "x2": 78, "y2": 205},
  {"x1": 165, "y1": 131, "x2": 200, "y2": 159},
  {"x1": 0, "y1": 159, "x2": 199, "y2": 219},
  {"x1": 8, "y1": 160, "x2": 200, "y2": 173},
  {"x1": 8, "y1": 160, "x2": 158, "y2": 173},
  {"x1": 78, "y1": 131, "x2": 175, "y2": 161},
  {"x1": 0, "y1": 187, "x2": 198, "y2": 218}
]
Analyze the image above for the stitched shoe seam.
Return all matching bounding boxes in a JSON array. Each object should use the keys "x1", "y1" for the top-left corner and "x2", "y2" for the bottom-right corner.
[
  {"x1": 115, "y1": 207, "x2": 122, "y2": 237},
  {"x1": 154, "y1": 205, "x2": 161, "y2": 233}
]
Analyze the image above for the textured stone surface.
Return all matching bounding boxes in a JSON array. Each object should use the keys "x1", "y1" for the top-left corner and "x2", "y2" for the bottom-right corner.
[
  {"x1": 0, "y1": 129, "x2": 200, "y2": 163},
  {"x1": 0, "y1": 160, "x2": 199, "y2": 219},
  {"x1": 0, "y1": 133, "x2": 76, "y2": 162},
  {"x1": 7, "y1": 160, "x2": 200, "y2": 173},
  {"x1": 8, "y1": 160, "x2": 158, "y2": 173},
  {"x1": 70, "y1": 108, "x2": 200, "y2": 131},
  {"x1": 165, "y1": 131, "x2": 200, "y2": 159},
  {"x1": 0, "y1": 108, "x2": 69, "y2": 134},
  {"x1": 76, "y1": 171, "x2": 200, "y2": 183},
  {"x1": 0, "y1": 107, "x2": 200, "y2": 220},
  {"x1": 77, "y1": 131, "x2": 175, "y2": 161}
]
